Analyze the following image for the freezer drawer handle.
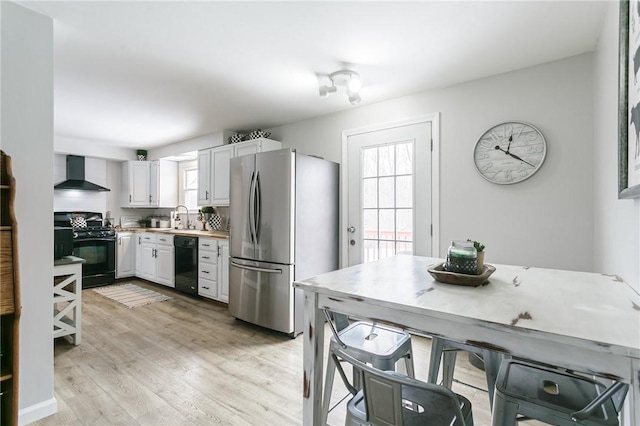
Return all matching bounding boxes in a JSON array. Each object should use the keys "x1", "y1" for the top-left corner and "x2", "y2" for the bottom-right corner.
[{"x1": 231, "y1": 261, "x2": 283, "y2": 274}]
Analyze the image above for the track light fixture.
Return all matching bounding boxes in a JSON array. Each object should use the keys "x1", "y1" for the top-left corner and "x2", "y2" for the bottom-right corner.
[{"x1": 319, "y1": 70, "x2": 362, "y2": 105}]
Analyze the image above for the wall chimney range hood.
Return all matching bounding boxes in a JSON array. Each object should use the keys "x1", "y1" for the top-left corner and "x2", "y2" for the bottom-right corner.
[{"x1": 54, "y1": 155, "x2": 110, "y2": 192}]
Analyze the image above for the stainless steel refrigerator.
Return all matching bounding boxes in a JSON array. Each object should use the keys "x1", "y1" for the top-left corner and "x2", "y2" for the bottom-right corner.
[{"x1": 229, "y1": 148, "x2": 339, "y2": 337}]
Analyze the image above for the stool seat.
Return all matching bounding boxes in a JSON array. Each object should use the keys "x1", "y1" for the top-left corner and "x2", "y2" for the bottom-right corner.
[{"x1": 492, "y1": 360, "x2": 628, "y2": 426}]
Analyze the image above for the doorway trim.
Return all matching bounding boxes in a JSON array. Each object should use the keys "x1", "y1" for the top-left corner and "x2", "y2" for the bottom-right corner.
[{"x1": 340, "y1": 112, "x2": 441, "y2": 268}]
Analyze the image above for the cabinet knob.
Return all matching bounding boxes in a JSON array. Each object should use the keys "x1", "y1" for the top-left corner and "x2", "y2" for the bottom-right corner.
[
  {"x1": 203, "y1": 270, "x2": 210, "y2": 274},
  {"x1": 203, "y1": 255, "x2": 210, "y2": 259}
]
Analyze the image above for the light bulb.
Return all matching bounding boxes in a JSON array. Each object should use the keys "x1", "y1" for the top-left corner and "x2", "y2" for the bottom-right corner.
[{"x1": 347, "y1": 75, "x2": 361, "y2": 93}]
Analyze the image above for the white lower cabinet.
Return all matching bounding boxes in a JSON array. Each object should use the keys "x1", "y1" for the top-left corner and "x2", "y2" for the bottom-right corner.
[
  {"x1": 116, "y1": 232, "x2": 135, "y2": 278},
  {"x1": 155, "y1": 236, "x2": 175, "y2": 287},
  {"x1": 135, "y1": 232, "x2": 175, "y2": 287},
  {"x1": 218, "y1": 241, "x2": 229, "y2": 303},
  {"x1": 198, "y1": 237, "x2": 229, "y2": 303}
]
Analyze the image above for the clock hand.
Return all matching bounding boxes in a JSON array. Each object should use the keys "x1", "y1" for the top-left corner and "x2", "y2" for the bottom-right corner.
[
  {"x1": 506, "y1": 135, "x2": 513, "y2": 153},
  {"x1": 507, "y1": 152, "x2": 536, "y2": 167},
  {"x1": 494, "y1": 146, "x2": 536, "y2": 167}
]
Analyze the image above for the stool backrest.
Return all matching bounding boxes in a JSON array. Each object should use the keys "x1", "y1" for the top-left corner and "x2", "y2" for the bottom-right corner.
[{"x1": 332, "y1": 347, "x2": 468, "y2": 426}]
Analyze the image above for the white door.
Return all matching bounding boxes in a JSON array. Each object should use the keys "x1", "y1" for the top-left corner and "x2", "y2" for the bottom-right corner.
[
  {"x1": 140, "y1": 243, "x2": 156, "y2": 281},
  {"x1": 234, "y1": 141, "x2": 260, "y2": 158},
  {"x1": 149, "y1": 160, "x2": 159, "y2": 207},
  {"x1": 346, "y1": 121, "x2": 432, "y2": 266}
]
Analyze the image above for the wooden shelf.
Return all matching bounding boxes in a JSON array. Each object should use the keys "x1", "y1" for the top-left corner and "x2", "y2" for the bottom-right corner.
[{"x1": 0, "y1": 150, "x2": 19, "y2": 426}]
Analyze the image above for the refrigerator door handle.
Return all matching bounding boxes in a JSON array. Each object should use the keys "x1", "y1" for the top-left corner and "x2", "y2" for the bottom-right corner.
[
  {"x1": 248, "y1": 171, "x2": 256, "y2": 243},
  {"x1": 255, "y1": 171, "x2": 261, "y2": 243},
  {"x1": 231, "y1": 261, "x2": 283, "y2": 274}
]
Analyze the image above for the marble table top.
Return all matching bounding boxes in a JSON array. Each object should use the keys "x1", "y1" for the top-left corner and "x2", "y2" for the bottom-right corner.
[{"x1": 295, "y1": 255, "x2": 640, "y2": 358}]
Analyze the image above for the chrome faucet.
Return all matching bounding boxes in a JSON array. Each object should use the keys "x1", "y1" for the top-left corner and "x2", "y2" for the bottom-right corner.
[{"x1": 174, "y1": 205, "x2": 190, "y2": 229}]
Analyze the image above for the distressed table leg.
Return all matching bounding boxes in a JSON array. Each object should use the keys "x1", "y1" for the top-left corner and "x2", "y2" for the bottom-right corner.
[{"x1": 302, "y1": 290, "x2": 325, "y2": 426}]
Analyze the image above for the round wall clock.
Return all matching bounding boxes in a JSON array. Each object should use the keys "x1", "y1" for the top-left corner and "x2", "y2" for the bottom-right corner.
[{"x1": 473, "y1": 121, "x2": 547, "y2": 184}]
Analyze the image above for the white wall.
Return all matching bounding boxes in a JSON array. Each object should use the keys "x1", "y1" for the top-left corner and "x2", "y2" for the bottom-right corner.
[
  {"x1": 1, "y1": 2, "x2": 57, "y2": 423},
  {"x1": 270, "y1": 53, "x2": 595, "y2": 272},
  {"x1": 594, "y1": 2, "x2": 640, "y2": 288}
]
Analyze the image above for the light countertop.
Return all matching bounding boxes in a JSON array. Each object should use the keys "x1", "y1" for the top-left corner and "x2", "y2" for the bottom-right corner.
[
  {"x1": 54, "y1": 255, "x2": 86, "y2": 266},
  {"x1": 115, "y1": 227, "x2": 229, "y2": 239}
]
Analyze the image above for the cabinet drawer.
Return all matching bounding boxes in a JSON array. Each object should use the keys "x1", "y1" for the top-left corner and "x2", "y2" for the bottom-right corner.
[
  {"x1": 199, "y1": 251, "x2": 217, "y2": 264},
  {"x1": 199, "y1": 238, "x2": 218, "y2": 252},
  {"x1": 138, "y1": 233, "x2": 157, "y2": 244},
  {"x1": 199, "y1": 264, "x2": 218, "y2": 279},
  {"x1": 156, "y1": 234, "x2": 174, "y2": 246},
  {"x1": 198, "y1": 277, "x2": 217, "y2": 299}
]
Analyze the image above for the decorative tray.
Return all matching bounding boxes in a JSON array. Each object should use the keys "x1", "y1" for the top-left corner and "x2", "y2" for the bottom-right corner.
[{"x1": 427, "y1": 263, "x2": 496, "y2": 287}]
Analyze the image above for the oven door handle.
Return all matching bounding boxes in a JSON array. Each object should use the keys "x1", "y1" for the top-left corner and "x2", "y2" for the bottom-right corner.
[{"x1": 75, "y1": 238, "x2": 116, "y2": 243}]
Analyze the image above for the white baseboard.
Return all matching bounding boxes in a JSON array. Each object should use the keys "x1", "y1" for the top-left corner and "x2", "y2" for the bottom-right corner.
[{"x1": 19, "y1": 397, "x2": 58, "y2": 426}]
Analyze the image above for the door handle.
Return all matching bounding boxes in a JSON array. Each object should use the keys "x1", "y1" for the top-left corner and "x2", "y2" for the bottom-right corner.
[
  {"x1": 231, "y1": 261, "x2": 283, "y2": 274},
  {"x1": 248, "y1": 171, "x2": 256, "y2": 243},
  {"x1": 347, "y1": 226, "x2": 356, "y2": 233},
  {"x1": 206, "y1": 190, "x2": 209, "y2": 200},
  {"x1": 255, "y1": 171, "x2": 261, "y2": 242}
]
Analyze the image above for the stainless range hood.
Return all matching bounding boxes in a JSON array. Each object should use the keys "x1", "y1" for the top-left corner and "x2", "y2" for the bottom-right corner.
[{"x1": 54, "y1": 155, "x2": 110, "y2": 192}]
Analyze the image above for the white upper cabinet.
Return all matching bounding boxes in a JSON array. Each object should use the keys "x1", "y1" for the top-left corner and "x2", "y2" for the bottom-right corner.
[
  {"x1": 211, "y1": 146, "x2": 234, "y2": 205},
  {"x1": 198, "y1": 138, "x2": 282, "y2": 207},
  {"x1": 197, "y1": 150, "x2": 212, "y2": 205},
  {"x1": 122, "y1": 160, "x2": 177, "y2": 208}
]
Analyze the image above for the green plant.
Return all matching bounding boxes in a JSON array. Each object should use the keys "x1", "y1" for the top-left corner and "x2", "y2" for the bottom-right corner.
[
  {"x1": 201, "y1": 206, "x2": 215, "y2": 213},
  {"x1": 137, "y1": 217, "x2": 151, "y2": 227},
  {"x1": 467, "y1": 239, "x2": 485, "y2": 252}
]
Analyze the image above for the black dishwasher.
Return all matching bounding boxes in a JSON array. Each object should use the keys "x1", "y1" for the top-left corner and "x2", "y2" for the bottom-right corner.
[{"x1": 174, "y1": 236, "x2": 198, "y2": 296}]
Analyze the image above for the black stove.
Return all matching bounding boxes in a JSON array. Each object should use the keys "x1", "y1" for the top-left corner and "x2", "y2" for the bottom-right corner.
[{"x1": 54, "y1": 211, "x2": 116, "y2": 288}]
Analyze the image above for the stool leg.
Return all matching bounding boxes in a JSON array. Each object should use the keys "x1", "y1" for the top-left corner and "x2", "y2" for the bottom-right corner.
[
  {"x1": 428, "y1": 337, "x2": 446, "y2": 384},
  {"x1": 491, "y1": 392, "x2": 519, "y2": 426},
  {"x1": 405, "y1": 346, "x2": 415, "y2": 378},
  {"x1": 322, "y1": 353, "x2": 337, "y2": 426},
  {"x1": 441, "y1": 350, "x2": 457, "y2": 389}
]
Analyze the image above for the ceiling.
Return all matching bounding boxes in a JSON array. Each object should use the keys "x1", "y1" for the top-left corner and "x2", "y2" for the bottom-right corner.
[{"x1": 19, "y1": 1, "x2": 607, "y2": 150}]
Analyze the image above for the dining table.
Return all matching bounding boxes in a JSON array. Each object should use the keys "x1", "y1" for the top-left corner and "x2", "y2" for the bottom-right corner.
[{"x1": 293, "y1": 255, "x2": 640, "y2": 425}]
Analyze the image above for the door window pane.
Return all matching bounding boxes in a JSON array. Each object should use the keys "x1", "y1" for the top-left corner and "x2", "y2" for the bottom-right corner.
[
  {"x1": 378, "y1": 145, "x2": 395, "y2": 176},
  {"x1": 363, "y1": 178, "x2": 378, "y2": 208},
  {"x1": 378, "y1": 177, "x2": 395, "y2": 208},
  {"x1": 363, "y1": 209, "x2": 378, "y2": 240},
  {"x1": 396, "y1": 176, "x2": 412, "y2": 208},
  {"x1": 379, "y1": 209, "x2": 395, "y2": 240},
  {"x1": 363, "y1": 148, "x2": 377, "y2": 178},
  {"x1": 396, "y1": 143, "x2": 413, "y2": 174}
]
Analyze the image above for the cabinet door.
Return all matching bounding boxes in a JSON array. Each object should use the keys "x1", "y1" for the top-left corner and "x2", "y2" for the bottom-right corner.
[
  {"x1": 155, "y1": 245, "x2": 175, "y2": 287},
  {"x1": 197, "y1": 150, "x2": 212, "y2": 205},
  {"x1": 149, "y1": 160, "x2": 160, "y2": 207},
  {"x1": 234, "y1": 141, "x2": 260, "y2": 158},
  {"x1": 116, "y1": 233, "x2": 135, "y2": 278},
  {"x1": 135, "y1": 234, "x2": 144, "y2": 276},
  {"x1": 218, "y1": 241, "x2": 229, "y2": 303},
  {"x1": 140, "y1": 243, "x2": 156, "y2": 281},
  {"x1": 129, "y1": 161, "x2": 152, "y2": 206},
  {"x1": 211, "y1": 146, "x2": 233, "y2": 205}
]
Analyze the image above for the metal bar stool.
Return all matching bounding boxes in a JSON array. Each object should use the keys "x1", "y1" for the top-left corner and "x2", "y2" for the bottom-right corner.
[
  {"x1": 428, "y1": 336, "x2": 503, "y2": 407},
  {"x1": 330, "y1": 347, "x2": 474, "y2": 426},
  {"x1": 491, "y1": 359, "x2": 629, "y2": 426},
  {"x1": 322, "y1": 310, "x2": 415, "y2": 426}
]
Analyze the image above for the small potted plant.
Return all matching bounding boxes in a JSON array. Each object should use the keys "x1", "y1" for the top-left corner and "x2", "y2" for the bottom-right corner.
[
  {"x1": 201, "y1": 206, "x2": 215, "y2": 221},
  {"x1": 137, "y1": 217, "x2": 151, "y2": 228},
  {"x1": 467, "y1": 239, "x2": 485, "y2": 274}
]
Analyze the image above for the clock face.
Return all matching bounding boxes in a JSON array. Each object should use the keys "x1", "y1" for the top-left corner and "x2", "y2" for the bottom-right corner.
[{"x1": 473, "y1": 121, "x2": 547, "y2": 184}]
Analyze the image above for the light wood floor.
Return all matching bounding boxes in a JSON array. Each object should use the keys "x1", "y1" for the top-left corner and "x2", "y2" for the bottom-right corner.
[{"x1": 34, "y1": 279, "x2": 503, "y2": 426}]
